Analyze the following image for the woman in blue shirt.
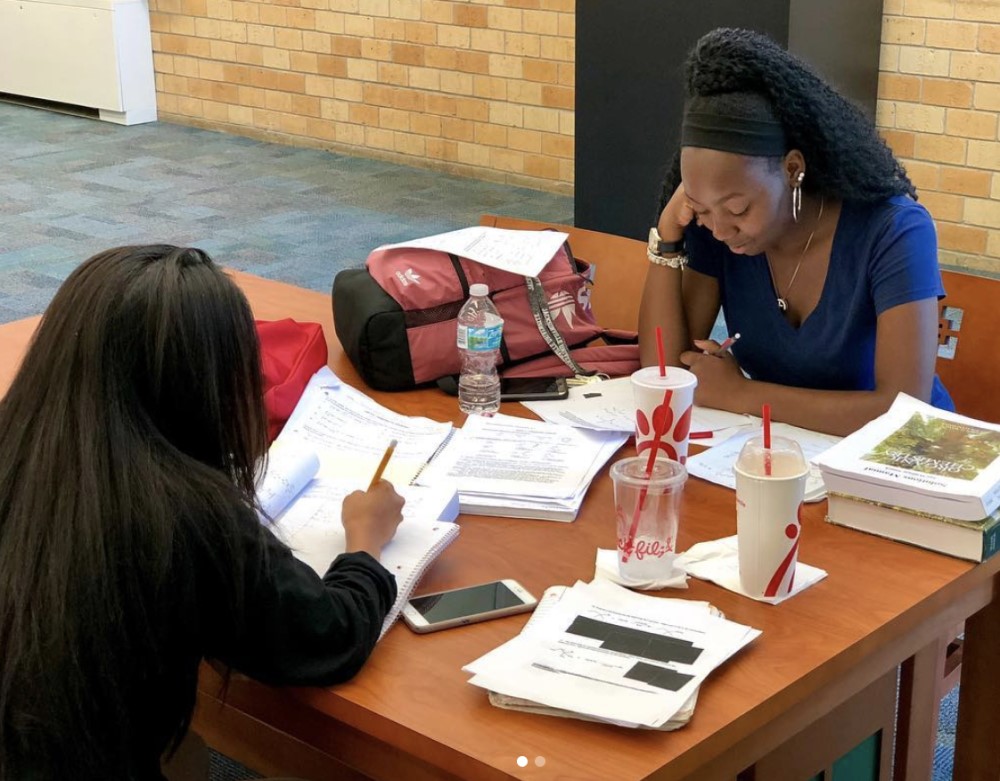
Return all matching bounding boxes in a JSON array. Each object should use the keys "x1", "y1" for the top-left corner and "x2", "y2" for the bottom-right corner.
[{"x1": 639, "y1": 28, "x2": 953, "y2": 436}]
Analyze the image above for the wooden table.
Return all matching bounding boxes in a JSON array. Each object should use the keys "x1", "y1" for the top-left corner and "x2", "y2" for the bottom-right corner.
[{"x1": 3, "y1": 271, "x2": 997, "y2": 781}]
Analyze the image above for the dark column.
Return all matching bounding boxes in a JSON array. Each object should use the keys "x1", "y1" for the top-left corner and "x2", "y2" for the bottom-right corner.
[{"x1": 575, "y1": 2, "x2": 883, "y2": 240}]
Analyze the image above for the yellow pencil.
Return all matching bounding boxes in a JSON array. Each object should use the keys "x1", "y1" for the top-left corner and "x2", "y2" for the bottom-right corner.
[{"x1": 368, "y1": 439, "x2": 398, "y2": 490}]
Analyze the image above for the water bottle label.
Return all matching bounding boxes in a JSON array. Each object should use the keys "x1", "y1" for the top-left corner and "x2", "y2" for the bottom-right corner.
[{"x1": 457, "y1": 323, "x2": 502, "y2": 351}]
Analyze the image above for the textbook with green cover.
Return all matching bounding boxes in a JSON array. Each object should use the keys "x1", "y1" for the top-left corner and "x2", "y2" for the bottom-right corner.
[
  {"x1": 826, "y1": 493, "x2": 1000, "y2": 562},
  {"x1": 814, "y1": 394, "x2": 1000, "y2": 521}
]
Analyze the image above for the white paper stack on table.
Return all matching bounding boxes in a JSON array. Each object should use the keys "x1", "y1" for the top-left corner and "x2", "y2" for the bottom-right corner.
[
  {"x1": 464, "y1": 579, "x2": 760, "y2": 729},
  {"x1": 414, "y1": 413, "x2": 629, "y2": 521}
]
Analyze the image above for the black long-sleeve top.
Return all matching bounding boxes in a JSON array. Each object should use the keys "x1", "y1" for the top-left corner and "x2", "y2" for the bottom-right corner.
[{"x1": 9, "y1": 511, "x2": 396, "y2": 781}]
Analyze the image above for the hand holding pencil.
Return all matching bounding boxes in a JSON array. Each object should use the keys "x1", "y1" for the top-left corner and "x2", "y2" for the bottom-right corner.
[
  {"x1": 679, "y1": 334, "x2": 748, "y2": 412},
  {"x1": 343, "y1": 440, "x2": 405, "y2": 561}
]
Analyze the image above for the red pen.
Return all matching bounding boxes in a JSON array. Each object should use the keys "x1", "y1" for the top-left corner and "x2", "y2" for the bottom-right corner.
[
  {"x1": 710, "y1": 332, "x2": 741, "y2": 356},
  {"x1": 689, "y1": 431, "x2": 713, "y2": 439}
]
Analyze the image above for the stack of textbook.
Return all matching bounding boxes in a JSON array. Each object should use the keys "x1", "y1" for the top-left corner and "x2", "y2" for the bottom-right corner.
[{"x1": 814, "y1": 394, "x2": 1000, "y2": 562}]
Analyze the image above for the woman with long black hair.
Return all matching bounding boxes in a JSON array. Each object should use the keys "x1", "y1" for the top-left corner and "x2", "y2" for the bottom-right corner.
[
  {"x1": 0, "y1": 245, "x2": 404, "y2": 779},
  {"x1": 639, "y1": 28, "x2": 953, "y2": 435}
]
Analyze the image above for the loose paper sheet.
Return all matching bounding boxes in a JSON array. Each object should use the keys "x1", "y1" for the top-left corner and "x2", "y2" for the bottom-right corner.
[
  {"x1": 276, "y1": 368, "x2": 453, "y2": 486},
  {"x1": 686, "y1": 425, "x2": 842, "y2": 502},
  {"x1": 376, "y1": 226, "x2": 569, "y2": 278},
  {"x1": 522, "y1": 376, "x2": 756, "y2": 445}
]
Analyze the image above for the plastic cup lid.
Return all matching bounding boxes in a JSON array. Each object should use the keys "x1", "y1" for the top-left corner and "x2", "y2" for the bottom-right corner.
[
  {"x1": 735, "y1": 435, "x2": 807, "y2": 475},
  {"x1": 611, "y1": 456, "x2": 687, "y2": 489}
]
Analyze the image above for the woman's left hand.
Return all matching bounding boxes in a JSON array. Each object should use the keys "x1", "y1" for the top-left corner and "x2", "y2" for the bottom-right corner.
[{"x1": 679, "y1": 339, "x2": 748, "y2": 411}]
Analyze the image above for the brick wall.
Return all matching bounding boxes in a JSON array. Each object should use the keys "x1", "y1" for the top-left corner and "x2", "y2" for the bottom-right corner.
[
  {"x1": 878, "y1": 0, "x2": 1000, "y2": 273},
  {"x1": 149, "y1": 0, "x2": 999, "y2": 271},
  {"x1": 149, "y1": 0, "x2": 575, "y2": 194}
]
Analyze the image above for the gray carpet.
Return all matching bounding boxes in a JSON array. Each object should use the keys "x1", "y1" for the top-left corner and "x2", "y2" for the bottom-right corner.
[
  {"x1": 1, "y1": 100, "x2": 957, "y2": 781},
  {"x1": 0, "y1": 100, "x2": 572, "y2": 322}
]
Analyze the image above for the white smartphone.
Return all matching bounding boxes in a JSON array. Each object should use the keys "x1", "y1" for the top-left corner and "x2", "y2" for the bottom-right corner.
[{"x1": 401, "y1": 579, "x2": 537, "y2": 633}]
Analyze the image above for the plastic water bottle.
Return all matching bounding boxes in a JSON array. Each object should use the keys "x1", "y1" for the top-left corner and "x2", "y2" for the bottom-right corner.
[{"x1": 457, "y1": 283, "x2": 503, "y2": 415}]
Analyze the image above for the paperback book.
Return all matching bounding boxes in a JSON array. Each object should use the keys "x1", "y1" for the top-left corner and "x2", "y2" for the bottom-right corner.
[
  {"x1": 826, "y1": 493, "x2": 1000, "y2": 562},
  {"x1": 814, "y1": 393, "x2": 1000, "y2": 521}
]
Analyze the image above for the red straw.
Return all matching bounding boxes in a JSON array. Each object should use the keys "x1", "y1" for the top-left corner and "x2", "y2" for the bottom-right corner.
[
  {"x1": 623, "y1": 387, "x2": 672, "y2": 562},
  {"x1": 655, "y1": 325, "x2": 666, "y2": 377},
  {"x1": 762, "y1": 403, "x2": 772, "y2": 477}
]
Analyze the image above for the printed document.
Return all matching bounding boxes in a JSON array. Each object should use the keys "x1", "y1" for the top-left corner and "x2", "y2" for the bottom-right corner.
[
  {"x1": 414, "y1": 413, "x2": 627, "y2": 516},
  {"x1": 376, "y1": 226, "x2": 569, "y2": 278},
  {"x1": 522, "y1": 376, "x2": 756, "y2": 445},
  {"x1": 276, "y1": 368, "x2": 453, "y2": 485},
  {"x1": 686, "y1": 425, "x2": 842, "y2": 502},
  {"x1": 465, "y1": 579, "x2": 759, "y2": 728}
]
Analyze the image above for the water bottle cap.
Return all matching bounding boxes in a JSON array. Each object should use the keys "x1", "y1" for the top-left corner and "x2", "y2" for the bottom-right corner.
[{"x1": 469, "y1": 283, "x2": 489, "y2": 297}]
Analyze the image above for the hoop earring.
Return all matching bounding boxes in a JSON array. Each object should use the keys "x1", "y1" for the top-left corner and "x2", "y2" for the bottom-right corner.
[{"x1": 791, "y1": 171, "x2": 805, "y2": 223}]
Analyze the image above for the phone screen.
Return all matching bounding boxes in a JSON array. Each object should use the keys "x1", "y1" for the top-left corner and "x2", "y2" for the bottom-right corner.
[
  {"x1": 499, "y1": 376, "x2": 568, "y2": 400},
  {"x1": 408, "y1": 582, "x2": 524, "y2": 624}
]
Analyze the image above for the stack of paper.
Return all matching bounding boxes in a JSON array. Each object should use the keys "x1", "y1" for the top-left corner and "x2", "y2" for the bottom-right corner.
[
  {"x1": 465, "y1": 579, "x2": 760, "y2": 729},
  {"x1": 414, "y1": 414, "x2": 629, "y2": 521}
]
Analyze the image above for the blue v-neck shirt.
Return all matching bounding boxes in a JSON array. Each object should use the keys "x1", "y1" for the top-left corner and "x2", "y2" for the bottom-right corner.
[{"x1": 686, "y1": 195, "x2": 954, "y2": 411}]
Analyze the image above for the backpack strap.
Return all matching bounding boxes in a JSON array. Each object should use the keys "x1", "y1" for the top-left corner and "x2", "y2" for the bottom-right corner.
[{"x1": 524, "y1": 275, "x2": 597, "y2": 379}]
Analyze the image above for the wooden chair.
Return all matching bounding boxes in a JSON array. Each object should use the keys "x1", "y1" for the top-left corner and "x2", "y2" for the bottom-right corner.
[
  {"x1": 894, "y1": 268, "x2": 1000, "y2": 780},
  {"x1": 479, "y1": 214, "x2": 648, "y2": 331},
  {"x1": 934, "y1": 269, "x2": 1000, "y2": 424}
]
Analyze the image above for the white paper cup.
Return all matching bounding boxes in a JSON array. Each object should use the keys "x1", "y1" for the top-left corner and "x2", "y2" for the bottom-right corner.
[
  {"x1": 631, "y1": 366, "x2": 698, "y2": 465},
  {"x1": 612, "y1": 456, "x2": 687, "y2": 582},
  {"x1": 734, "y1": 436, "x2": 809, "y2": 599}
]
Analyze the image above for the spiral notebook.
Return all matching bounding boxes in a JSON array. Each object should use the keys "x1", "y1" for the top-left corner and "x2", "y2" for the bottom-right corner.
[{"x1": 258, "y1": 443, "x2": 460, "y2": 638}]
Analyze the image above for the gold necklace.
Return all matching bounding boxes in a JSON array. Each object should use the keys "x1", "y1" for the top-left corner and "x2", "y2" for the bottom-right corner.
[{"x1": 767, "y1": 196, "x2": 825, "y2": 312}]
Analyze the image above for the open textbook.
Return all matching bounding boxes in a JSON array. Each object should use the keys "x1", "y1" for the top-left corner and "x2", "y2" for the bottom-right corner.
[
  {"x1": 465, "y1": 579, "x2": 760, "y2": 729},
  {"x1": 257, "y1": 432, "x2": 460, "y2": 639}
]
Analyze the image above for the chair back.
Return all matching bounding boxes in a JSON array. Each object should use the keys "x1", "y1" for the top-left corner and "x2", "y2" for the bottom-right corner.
[
  {"x1": 936, "y1": 269, "x2": 999, "y2": 424},
  {"x1": 479, "y1": 214, "x2": 647, "y2": 332}
]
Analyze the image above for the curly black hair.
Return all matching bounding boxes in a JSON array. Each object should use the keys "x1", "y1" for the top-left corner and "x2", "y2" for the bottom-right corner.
[{"x1": 659, "y1": 28, "x2": 915, "y2": 210}]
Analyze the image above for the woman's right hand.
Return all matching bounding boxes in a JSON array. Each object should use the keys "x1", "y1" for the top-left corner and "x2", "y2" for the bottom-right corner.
[
  {"x1": 657, "y1": 183, "x2": 696, "y2": 243},
  {"x1": 342, "y1": 481, "x2": 405, "y2": 561}
]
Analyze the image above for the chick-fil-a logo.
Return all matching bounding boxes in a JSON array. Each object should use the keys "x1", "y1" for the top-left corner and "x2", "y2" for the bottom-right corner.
[
  {"x1": 616, "y1": 519, "x2": 673, "y2": 560},
  {"x1": 635, "y1": 390, "x2": 692, "y2": 464}
]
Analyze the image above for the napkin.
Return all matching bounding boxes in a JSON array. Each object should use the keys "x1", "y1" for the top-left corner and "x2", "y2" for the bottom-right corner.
[
  {"x1": 676, "y1": 535, "x2": 827, "y2": 604},
  {"x1": 594, "y1": 549, "x2": 689, "y2": 590}
]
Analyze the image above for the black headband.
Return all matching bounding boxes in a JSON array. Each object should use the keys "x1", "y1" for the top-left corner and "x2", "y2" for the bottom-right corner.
[{"x1": 681, "y1": 111, "x2": 787, "y2": 157}]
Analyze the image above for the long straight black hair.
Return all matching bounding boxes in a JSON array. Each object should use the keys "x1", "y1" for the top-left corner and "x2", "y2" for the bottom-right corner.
[{"x1": 0, "y1": 246, "x2": 269, "y2": 778}]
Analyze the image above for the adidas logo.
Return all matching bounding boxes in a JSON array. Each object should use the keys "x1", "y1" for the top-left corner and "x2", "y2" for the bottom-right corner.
[
  {"x1": 548, "y1": 290, "x2": 578, "y2": 327},
  {"x1": 395, "y1": 268, "x2": 422, "y2": 286}
]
